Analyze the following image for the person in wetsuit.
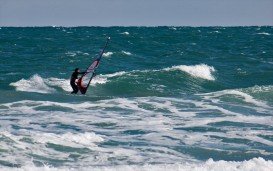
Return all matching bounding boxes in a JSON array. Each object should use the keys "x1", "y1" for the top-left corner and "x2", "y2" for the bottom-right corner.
[{"x1": 70, "y1": 68, "x2": 85, "y2": 94}]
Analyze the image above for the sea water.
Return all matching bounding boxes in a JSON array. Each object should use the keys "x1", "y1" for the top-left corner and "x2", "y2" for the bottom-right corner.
[{"x1": 0, "y1": 27, "x2": 273, "y2": 170}]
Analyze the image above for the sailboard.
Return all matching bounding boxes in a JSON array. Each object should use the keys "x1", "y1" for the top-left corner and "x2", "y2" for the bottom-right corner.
[{"x1": 77, "y1": 37, "x2": 110, "y2": 94}]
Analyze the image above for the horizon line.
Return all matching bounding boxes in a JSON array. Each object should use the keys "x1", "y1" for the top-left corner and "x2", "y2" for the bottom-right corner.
[{"x1": 1, "y1": 25, "x2": 273, "y2": 28}]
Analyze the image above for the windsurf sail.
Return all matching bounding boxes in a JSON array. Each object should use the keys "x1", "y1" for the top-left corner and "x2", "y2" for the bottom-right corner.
[{"x1": 77, "y1": 37, "x2": 110, "y2": 94}]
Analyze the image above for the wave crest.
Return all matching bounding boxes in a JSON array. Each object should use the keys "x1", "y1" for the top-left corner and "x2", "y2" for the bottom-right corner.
[
  {"x1": 9, "y1": 72, "x2": 127, "y2": 93},
  {"x1": 164, "y1": 64, "x2": 216, "y2": 81},
  {"x1": 103, "y1": 52, "x2": 114, "y2": 57},
  {"x1": 9, "y1": 74, "x2": 56, "y2": 94},
  {"x1": 121, "y1": 51, "x2": 132, "y2": 55},
  {"x1": 121, "y1": 32, "x2": 130, "y2": 35}
]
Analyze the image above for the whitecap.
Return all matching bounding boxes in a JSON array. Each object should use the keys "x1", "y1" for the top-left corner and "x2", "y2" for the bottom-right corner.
[
  {"x1": 121, "y1": 51, "x2": 132, "y2": 56},
  {"x1": 121, "y1": 32, "x2": 130, "y2": 35},
  {"x1": 245, "y1": 85, "x2": 273, "y2": 94},
  {"x1": 9, "y1": 71, "x2": 128, "y2": 93},
  {"x1": 90, "y1": 76, "x2": 108, "y2": 85},
  {"x1": 5, "y1": 72, "x2": 21, "y2": 76},
  {"x1": 45, "y1": 77, "x2": 72, "y2": 92},
  {"x1": 169, "y1": 27, "x2": 177, "y2": 30},
  {"x1": 257, "y1": 32, "x2": 271, "y2": 36},
  {"x1": 103, "y1": 52, "x2": 114, "y2": 57},
  {"x1": 66, "y1": 51, "x2": 90, "y2": 57},
  {"x1": 66, "y1": 51, "x2": 76, "y2": 57},
  {"x1": 164, "y1": 64, "x2": 216, "y2": 81},
  {"x1": 90, "y1": 71, "x2": 128, "y2": 85},
  {"x1": 103, "y1": 71, "x2": 127, "y2": 78},
  {"x1": 47, "y1": 74, "x2": 113, "y2": 89},
  {"x1": 209, "y1": 30, "x2": 221, "y2": 34},
  {"x1": 10, "y1": 74, "x2": 55, "y2": 94}
]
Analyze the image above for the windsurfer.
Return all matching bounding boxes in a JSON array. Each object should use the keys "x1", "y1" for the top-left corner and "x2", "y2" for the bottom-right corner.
[{"x1": 70, "y1": 68, "x2": 85, "y2": 94}]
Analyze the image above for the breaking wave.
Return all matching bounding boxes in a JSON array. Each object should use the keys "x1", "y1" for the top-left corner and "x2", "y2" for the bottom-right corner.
[
  {"x1": 9, "y1": 64, "x2": 216, "y2": 94},
  {"x1": 9, "y1": 74, "x2": 56, "y2": 94},
  {"x1": 9, "y1": 72, "x2": 128, "y2": 93},
  {"x1": 164, "y1": 64, "x2": 216, "y2": 81}
]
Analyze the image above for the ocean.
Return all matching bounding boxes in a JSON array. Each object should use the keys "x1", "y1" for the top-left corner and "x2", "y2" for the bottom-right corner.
[{"x1": 0, "y1": 26, "x2": 273, "y2": 170}]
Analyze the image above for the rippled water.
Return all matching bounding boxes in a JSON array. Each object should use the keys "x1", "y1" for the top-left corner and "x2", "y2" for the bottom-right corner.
[{"x1": 0, "y1": 26, "x2": 273, "y2": 170}]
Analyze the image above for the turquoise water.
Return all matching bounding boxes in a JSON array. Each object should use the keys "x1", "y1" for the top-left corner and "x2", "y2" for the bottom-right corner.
[{"x1": 0, "y1": 27, "x2": 273, "y2": 170}]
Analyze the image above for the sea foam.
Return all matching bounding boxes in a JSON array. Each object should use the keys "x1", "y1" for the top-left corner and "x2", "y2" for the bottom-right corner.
[
  {"x1": 1, "y1": 158, "x2": 272, "y2": 171},
  {"x1": 35, "y1": 132, "x2": 104, "y2": 148}
]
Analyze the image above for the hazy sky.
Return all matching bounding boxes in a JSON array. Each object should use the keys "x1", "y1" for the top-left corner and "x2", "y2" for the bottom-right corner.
[{"x1": 0, "y1": 0, "x2": 272, "y2": 26}]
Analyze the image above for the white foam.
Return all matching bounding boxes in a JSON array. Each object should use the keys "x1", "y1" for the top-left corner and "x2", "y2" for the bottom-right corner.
[
  {"x1": 257, "y1": 32, "x2": 271, "y2": 36},
  {"x1": 5, "y1": 72, "x2": 21, "y2": 76},
  {"x1": 36, "y1": 132, "x2": 104, "y2": 148},
  {"x1": 213, "y1": 30, "x2": 221, "y2": 33},
  {"x1": 121, "y1": 32, "x2": 130, "y2": 35},
  {"x1": 90, "y1": 71, "x2": 127, "y2": 85},
  {"x1": 65, "y1": 51, "x2": 76, "y2": 57},
  {"x1": 164, "y1": 64, "x2": 216, "y2": 81},
  {"x1": 1, "y1": 158, "x2": 273, "y2": 171},
  {"x1": 103, "y1": 71, "x2": 127, "y2": 78},
  {"x1": 91, "y1": 76, "x2": 108, "y2": 85},
  {"x1": 245, "y1": 85, "x2": 273, "y2": 93},
  {"x1": 9, "y1": 71, "x2": 126, "y2": 93},
  {"x1": 103, "y1": 52, "x2": 114, "y2": 57},
  {"x1": 1, "y1": 96, "x2": 273, "y2": 168},
  {"x1": 121, "y1": 51, "x2": 132, "y2": 56},
  {"x1": 45, "y1": 77, "x2": 72, "y2": 91},
  {"x1": 10, "y1": 74, "x2": 55, "y2": 94},
  {"x1": 66, "y1": 51, "x2": 89, "y2": 57}
]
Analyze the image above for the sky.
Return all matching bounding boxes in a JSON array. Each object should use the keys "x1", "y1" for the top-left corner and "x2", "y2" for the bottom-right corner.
[{"x1": 0, "y1": 0, "x2": 272, "y2": 26}]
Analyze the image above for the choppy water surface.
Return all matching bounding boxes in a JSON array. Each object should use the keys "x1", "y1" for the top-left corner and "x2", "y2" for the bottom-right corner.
[{"x1": 0, "y1": 27, "x2": 273, "y2": 170}]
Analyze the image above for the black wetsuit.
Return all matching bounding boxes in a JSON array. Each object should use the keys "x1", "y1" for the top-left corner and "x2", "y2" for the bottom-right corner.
[{"x1": 70, "y1": 71, "x2": 84, "y2": 94}]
